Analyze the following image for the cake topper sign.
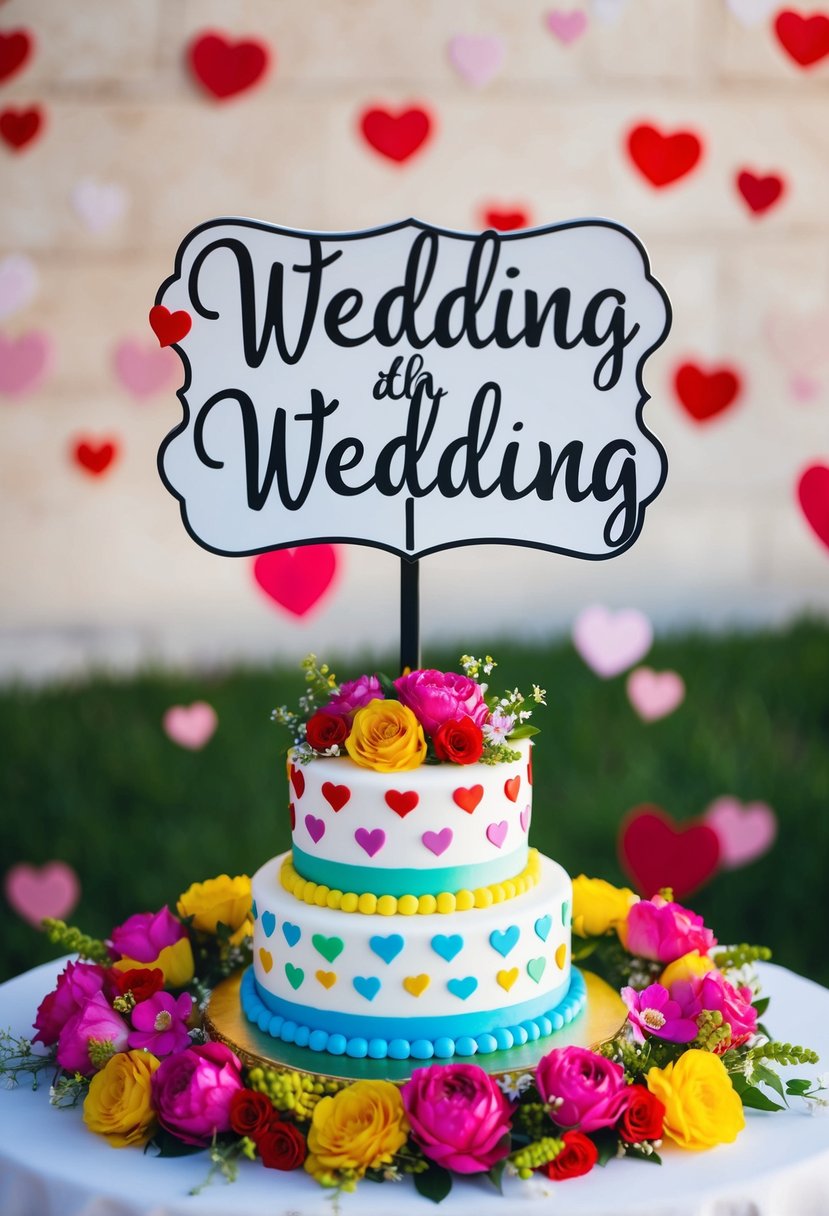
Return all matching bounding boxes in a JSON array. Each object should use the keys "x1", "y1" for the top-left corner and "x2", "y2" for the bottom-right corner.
[{"x1": 156, "y1": 217, "x2": 670, "y2": 563}]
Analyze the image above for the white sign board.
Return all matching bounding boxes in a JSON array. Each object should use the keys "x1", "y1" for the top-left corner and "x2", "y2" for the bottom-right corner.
[{"x1": 156, "y1": 218, "x2": 670, "y2": 561}]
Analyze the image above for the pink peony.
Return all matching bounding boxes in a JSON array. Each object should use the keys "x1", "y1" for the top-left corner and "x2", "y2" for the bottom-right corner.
[
  {"x1": 400, "y1": 1064, "x2": 513, "y2": 1174},
  {"x1": 110, "y1": 906, "x2": 186, "y2": 964},
  {"x1": 151, "y1": 1042, "x2": 244, "y2": 1146},
  {"x1": 56, "y1": 991, "x2": 129, "y2": 1075},
  {"x1": 535, "y1": 1046, "x2": 628, "y2": 1133},
  {"x1": 693, "y1": 970, "x2": 758, "y2": 1050},
  {"x1": 32, "y1": 960, "x2": 110, "y2": 1047},
  {"x1": 324, "y1": 675, "x2": 384, "y2": 717},
  {"x1": 394, "y1": 669, "x2": 489, "y2": 737},
  {"x1": 621, "y1": 896, "x2": 716, "y2": 965},
  {"x1": 128, "y1": 990, "x2": 193, "y2": 1057},
  {"x1": 621, "y1": 982, "x2": 700, "y2": 1044}
]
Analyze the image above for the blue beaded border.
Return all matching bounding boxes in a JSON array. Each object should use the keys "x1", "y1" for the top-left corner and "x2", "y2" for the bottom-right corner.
[{"x1": 240, "y1": 966, "x2": 586, "y2": 1061}]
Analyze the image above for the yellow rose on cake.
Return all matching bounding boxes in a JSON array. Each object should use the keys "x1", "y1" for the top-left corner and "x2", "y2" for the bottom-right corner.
[
  {"x1": 646, "y1": 1050, "x2": 745, "y2": 1150},
  {"x1": 83, "y1": 1049, "x2": 160, "y2": 1147},
  {"x1": 305, "y1": 1079, "x2": 410, "y2": 1185},
  {"x1": 345, "y1": 700, "x2": 427, "y2": 772},
  {"x1": 571, "y1": 875, "x2": 639, "y2": 938},
  {"x1": 177, "y1": 874, "x2": 253, "y2": 944}
]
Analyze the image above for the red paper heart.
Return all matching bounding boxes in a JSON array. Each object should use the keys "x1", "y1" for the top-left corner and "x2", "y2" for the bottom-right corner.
[
  {"x1": 5, "y1": 861, "x2": 81, "y2": 926},
  {"x1": 619, "y1": 806, "x2": 721, "y2": 899},
  {"x1": 290, "y1": 765, "x2": 306, "y2": 799},
  {"x1": 322, "y1": 782, "x2": 351, "y2": 812},
  {"x1": 674, "y1": 360, "x2": 742, "y2": 422},
  {"x1": 482, "y1": 207, "x2": 530, "y2": 232},
  {"x1": 0, "y1": 105, "x2": 43, "y2": 151},
  {"x1": 0, "y1": 29, "x2": 34, "y2": 84},
  {"x1": 252, "y1": 545, "x2": 339, "y2": 618},
  {"x1": 774, "y1": 9, "x2": 829, "y2": 68},
  {"x1": 149, "y1": 305, "x2": 191, "y2": 347},
  {"x1": 626, "y1": 123, "x2": 703, "y2": 188},
  {"x1": 385, "y1": 789, "x2": 419, "y2": 817},
  {"x1": 188, "y1": 31, "x2": 270, "y2": 100},
  {"x1": 504, "y1": 775, "x2": 521, "y2": 803},
  {"x1": 72, "y1": 437, "x2": 118, "y2": 476},
  {"x1": 736, "y1": 169, "x2": 785, "y2": 215},
  {"x1": 453, "y1": 785, "x2": 484, "y2": 813},
  {"x1": 797, "y1": 464, "x2": 829, "y2": 550},
  {"x1": 359, "y1": 105, "x2": 433, "y2": 163}
]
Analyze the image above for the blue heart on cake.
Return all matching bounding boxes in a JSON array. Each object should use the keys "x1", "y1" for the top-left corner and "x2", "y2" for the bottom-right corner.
[
  {"x1": 431, "y1": 933, "x2": 464, "y2": 962},
  {"x1": 489, "y1": 925, "x2": 520, "y2": 957},
  {"x1": 282, "y1": 921, "x2": 301, "y2": 947},
  {"x1": 353, "y1": 975, "x2": 381, "y2": 1001},
  {"x1": 261, "y1": 910, "x2": 276, "y2": 938},
  {"x1": 369, "y1": 934, "x2": 405, "y2": 964},
  {"x1": 447, "y1": 976, "x2": 478, "y2": 1000},
  {"x1": 534, "y1": 914, "x2": 552, "y2": 942}
]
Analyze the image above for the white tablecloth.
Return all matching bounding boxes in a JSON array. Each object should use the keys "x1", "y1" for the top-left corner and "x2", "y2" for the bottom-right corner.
[{"x1": 1, "y1": 957, "x2": 829, "y2": 1216}]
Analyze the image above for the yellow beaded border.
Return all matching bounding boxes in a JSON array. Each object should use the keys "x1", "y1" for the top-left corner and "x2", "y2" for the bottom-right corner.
[{"x1": 278, "y1": 848, "x2": 541, "y2": 915}]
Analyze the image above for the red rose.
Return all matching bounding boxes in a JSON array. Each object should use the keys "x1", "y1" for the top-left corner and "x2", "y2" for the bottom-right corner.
[
  {"x1": 616, "y1": 1084, "x2": 665, "y2": 1143},
  {"x1": 111, "y1": 967, "x2": 164, "y2": 1002},
  {"x1": 540, "y1": 1131, "x2": 598, "y2": 1180},
  {"x1": 305, "y1": 710, "x2": 349, "y2": 752},
  {"x1": 229, "y1": 1088, "x2": 278, "y2": 1139},
  {"x1": 256, "y1": 1118, "x2": 307, "y2": 1170},
  {"x1": 432, "y1": 717, "x2": 484, "y2": 765}
]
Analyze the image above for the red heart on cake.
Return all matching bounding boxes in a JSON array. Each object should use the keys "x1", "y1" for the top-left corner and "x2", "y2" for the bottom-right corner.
[
  {"x1": 736, "y1": 169, "x2": 785, "y2": 215},
  {"x1": 252, "y1": 546, "x2": 339, "y2": 618},
  {"x1": 626, "y1": 123, "x2": 703, "y2": 188},
  {"x1": 774, "y1": 9, "x2": 829, "y2": 68},
  {"x1": 0, "y1": 105, "x2": 43, "y2": 151},
  {"x1": 4, "y1": 861, "x2": 80, "y2": 926},
  {"x1": 289, "y1": 801, "x2": 296, "y2": 830},
  {"x1": 0, "y1": 30, "x2": 34, "y2": 84},
  {"x1": 482, "y1": 207, "x2": 530, "y2": 232},
  {"x1": 453, "y1": 785, "x2": 483, "y2": 813},
  {"x1": 359, "y1": 105, "x2": 433, "y2": 163},
  {"x1": 188, "y1": 31, "x2": 270, "y2": 100},
  {"x1": 504, "y1": 775, "x2": 521, "y2": 803},
  {"x1": 322, "y1": 782, "x2": 351, "y2": 812},
  {"x1": 673, "y1": 360, "x2": 742, "y2": 423},
  {"x1": 72, "y1": 438, "x2": 118, "y2": 476},
  {"x1": 149, "y1": 305, "x2": 192, "y2": 348},
  {"x1": 290, "y1": 765, "x2": 306, "y2": 799},
  {"x1": 797, "y1": 464, "x2": 829, "y2": 550},
  {"x1": 619, "y1": 806, "x2": 721, "y2": 899},
  {"x1": 385, "y1": 790, "x2": 419, "y2": 817}
]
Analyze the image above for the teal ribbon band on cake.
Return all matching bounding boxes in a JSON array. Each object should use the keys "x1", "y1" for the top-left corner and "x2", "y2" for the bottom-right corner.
[{"x1": 291, "y1": 844, "x2": 529, "y2": 897}]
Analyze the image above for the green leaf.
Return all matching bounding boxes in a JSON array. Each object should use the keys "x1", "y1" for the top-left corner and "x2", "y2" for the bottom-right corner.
[
  {"x1": 146, "y1": 1129, "x2": 206, "y2": 1158},
  {"x1": 752, "y1": 996, "x2": 770, "y2": 1017},
  {"x1": 487, "y1": 1159, "x2": 506, "y2": 1195},
  {"x1": 592, "y1": 1129, "x2": 618, "y2": 1167},
  {"x1": 509, "y1": 724, "x2": 540, "y2": 740},
  {"x1": 377, "y1": 672, "x2": 399, "y2": 699},
  {"x1": 752, "y1": 1064, "x2": 786, "y2": 1103},
  {"x1": 414, "y1": 1163, "x2": 453, "y2": 1204},
  {"x1": 785, "y1": 1077, "x2": 814, "y2": 1096},
  {"x1": 625, "y1": 1146, "x2": 663, "y2": 1166},
  {"x1": 738, "y1": 1085, "x2": 785, "y2": 1112}
]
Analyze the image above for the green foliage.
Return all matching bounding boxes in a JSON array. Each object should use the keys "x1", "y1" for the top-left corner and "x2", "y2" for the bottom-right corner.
[{"x1": 413, "y1": 1162, "x2": 453, "y2": 1203}]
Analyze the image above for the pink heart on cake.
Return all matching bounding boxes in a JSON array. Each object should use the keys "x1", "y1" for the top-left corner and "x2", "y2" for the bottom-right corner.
[
  {"x1": 626, "y1": 667, "x2": 685, "y2": 721},
  {"x1": 306, "y1": 815, "x2": 326, "y2": 844},
  {"x1": 0, "y1": 330, "x2": 52, "y2": 398},
  {"x1": 252, "y1": 545, "x2": 339, "y2": 618},
  {"x1": 619, "y1": 806, "x2": 720, "y2": 899},
  {"x1": 113, "y1": 339, "x2": 179, "y2": 399},
  {"x1": 545, "y1": 8, "x2": 589, "y2": 44},
  {"x1": 702, "y1": 797, "x2": 777, "y2": 869},
  {"x1": 447, "y1": 34, "x2": 505, "y2": 88},
  {"x1": 162, "y1": 702, "x2": 217, "y2": 749},
  {"x1": 0, "y1": 253, "x2": 37, "y2": 321},
  {"x1": 5, "y1": 861, "x2": 81, "y2": 926},
  {"x1": 573, "y1": 604, "x2": 653, "y2": 678},
  {"x1": 520, "y1": 805, "x2": 531, "y2": 833},
  {"x1": 355, "y1": 827, "x2": 385, "y2": 857},
  {"x1": 486, "y1": 820, "x2": 508, "y2": 849},
  {"x1": 422, "y1": 828, "x2": 453, "y2": 857},
  {"x1": 322, "y1": 782, "x2": 350, "y2": 812}
]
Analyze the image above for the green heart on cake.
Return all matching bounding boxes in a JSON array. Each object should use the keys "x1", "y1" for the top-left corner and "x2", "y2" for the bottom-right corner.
[
  {"x1": 285, "y1": 962, "x2": 305, "y2": 990},
  {"x1": 312, "y1": 933, "x2": 344, "y2": 963},
  {"x1": 527, "y1": 956, "x2": 547, "y2": 984}
]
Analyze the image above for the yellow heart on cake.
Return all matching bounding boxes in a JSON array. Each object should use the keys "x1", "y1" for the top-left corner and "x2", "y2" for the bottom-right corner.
[
  {"x1": 316, "y1": 969, "x2": 337, "y2": 988},
  {"x1": 259, "y1": 947, "x2": 273, "y2": 974},
  {"x1": 497, "y1": 967, "x2": 519, "y2": 991},
  {"x1": 555, "y1": 943, "x2": 567, "y2": 969},
  {"x1": 403, "y1": 974, "x2": 430, "y2": 997}
]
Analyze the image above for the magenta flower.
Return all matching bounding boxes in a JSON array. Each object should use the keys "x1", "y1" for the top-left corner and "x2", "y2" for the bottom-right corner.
[
  {"x1": 535, "y1": 1046, "x2": 628, "y2": 1133},
  {"x1": 621, "y1": 983, "x2": 700, "y2": 1044},
  {"x1": 400, "y1": 1064, "x2": 513, "y2": 1174},
  {"x1": 622, "y1": 896, "x2": 716, "y2": 965},
  {"x1": 56, "y1": 992, "x2": 129, "y2": 1075},
  {"x1": 151, "y1": 1042, "x2": 244, "y2": 1146},
  {"x1": 32, "y1": 960, "x2": 110, "y2": 1047},
  {"x1": 394, "y1": 669, "x2": 489, "y2": 737},
  {"x1": 324, "y1": 674, "x2": 384, "y2": 717},
  {"x1": 128, "y1": 990, "x2": 193, "y2": 1057},
  {"x1": 694, "y1": 970, "x2": 758, "y2": 1050},
  {"x1": 110, "y1": 906, "x2": 186, "y2": 964}
]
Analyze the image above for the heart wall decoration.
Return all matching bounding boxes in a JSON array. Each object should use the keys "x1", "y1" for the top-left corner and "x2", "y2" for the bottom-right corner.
[
  {"x1": 0, "y1": 105, "x2": 44, "y2": 152},
  {"x1": 480, "y1": 205, "x2": 532, "y2": 231},
  {"x1": 0, "y1": 331, "x2": 53, "y2": 398},
  {"x1": 187, "y1": 31, "x2": 271, "y2": 100},
  {"x1": 673, "y1": 360, "x2": 742, "y2": 423},
  {"x1": 736, "y1": 169, "x2": 786, "y2": 216},
  {"x1": 72, "y1": 437, "x2": 119, "y2": 477},
  {"x1": 619, "y1": 806, "x2": 721, "y2": 898},
  {"x1": 797, "y1": 463, "x2": 829, "y2": 550},
  {"x1": 773, "y1": 9, "x2": 829, "y2": 68},
  {"x1": 625, "y1": 123, "x2": 703, "y2": 188},
  {"x1": 447, "y1": 35, "x2": 505, "y2": 88},
  {"x1": 5, "y1": 861, "x2": 81, "y2": 927},
  {"x1": 0, "y1": 29, "x2": 35, "y2": 84},
  {"x1": 572, "y1": 604, "x2": 653, "y2": 678},
  {"x1": 702, "y1": 797, "x2": 777, "y2": 869},
  {"x1": 163, "y1": 702, "x2": 218, "y2": 750},
  {"x1": 113, "y1": 339, "x2": 179, "y2": 399},
  {"x1": 626, "y1": 667, "x2": 685, "y2": 721},
  {"x1": 252, "y1": 545, "x2": 340, "y2": 618},
  {"x1": 545, "y1": 9, "x2": 590, "y2": 44},
  {"x1": 358, "y1": 105, "x2": 434, "y2": 163},
  {"x1": 0, "y1": 253, "x2": 38, "y2": 321},
  {"x1": 72, "y1": 179, "x2": 129, "y2": 234}
]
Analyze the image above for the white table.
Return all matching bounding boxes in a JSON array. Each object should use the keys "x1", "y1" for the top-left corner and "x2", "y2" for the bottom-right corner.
[{"x1": 1, "y1": 957, "x2": 828, "y2": 1216}]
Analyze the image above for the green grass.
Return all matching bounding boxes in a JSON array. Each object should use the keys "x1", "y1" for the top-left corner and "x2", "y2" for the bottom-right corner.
[{"x1": 2, "y1": 620, "x2": 828, "y2": 989}]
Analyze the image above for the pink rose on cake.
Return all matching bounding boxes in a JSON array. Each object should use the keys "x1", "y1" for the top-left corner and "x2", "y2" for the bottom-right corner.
[
  {"x1": 401, "y1": 1063, "x2": 513, "y2": 1174},
  {"x1": 394, "y1": 669, "x2": 489, "y2": 737},
  {"x1": 110, "y1": 906, "x2": 194, "y2": 988},
  {"x1": 33, "y1": 960, "x2": 111, "y2": 1047},
  {"x1": 535, "y1": 1046, "x2": 628, "y2": 1132},
  {"x1": 619, "y1": 895, "x2": 716, "y2": 964},
  {"x1": 324, "y1": 674, "x2": 385, "y2": 717},
  {"x1": 691, "y1": 970, "x2": 758, "y2": 1050},
  {"x1": 56, "y1": 991, "x2": 130, "y2": 1075},
  {"x1": 151, "y1": 1042, "x2": 244, "y2": 1146}
]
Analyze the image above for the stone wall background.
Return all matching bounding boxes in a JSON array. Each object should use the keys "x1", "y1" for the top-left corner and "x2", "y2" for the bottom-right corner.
[{"x1": 1, "y1": 0, "x2": 828, "y2": 681}]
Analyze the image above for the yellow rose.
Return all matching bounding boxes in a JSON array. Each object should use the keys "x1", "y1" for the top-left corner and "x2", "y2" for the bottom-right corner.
[
  {"x1": 646, "y1": 1049, "x2": 745, "y2": 1150},
  {"x1": 345, "y1": 700, "x2": 427, "y2": 773},
  {"x1": 305, "y1": 1079, "x2": 409, "y2": 1182},
  {"x1": 112, "y1": 937, "x2": 195, "y2": 988},
  {"x1": 177, "y1": 874, "x2": 252, "y2": 944},
  {"x1": 659, "y1": 949, "x2": 715, "y2": 988},
  {"x1": 83, "y1": 1049, "x2": 160, "y2": 1147},
  {"x1": 571, "y1": 875, "x2": 639, "y2": 938}
]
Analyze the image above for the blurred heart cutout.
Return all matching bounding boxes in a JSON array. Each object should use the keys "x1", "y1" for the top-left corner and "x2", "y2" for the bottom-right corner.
[
  {"x1": 797, "y1": 464, "x2": 829, "y2": 550},
  {"x1": 359, "y1": 105, "x2": 433, "y2": 163},
  {"x1": 253, "y1": 545, "x2": 339, "y2": 617},
  {"x1": 573, "y1": 604, "x2": 652, "y2": 678},
  {"x1": 72, "y1": 437, "x2": 118, "y2": 477},
  {"x1": 0, "y1": 253, "x2": 38, "y2": 321},
  {"x1": 0, "y1": 29, "x2": 35, "y2": 84},
  {"x1": 5, "y1": 861, "x2": 80, "y2": 926},
  {"x1": 764, "y1": 307, "x2": 829, "y2": 376},
  {"x1": 481, "y1": 205, "x2": 531, "y2": 231},
  {"x1": 0, "y1": 330, "x2": 52, "y2": 397},
  {"x1": 736, "y1": 169, "x2": 785, "y2": 216},
  {"x1": 0, "y1": 105, "x2": 44, "y2": 152},
  {"x1": 113, "y1": 339, "x2": 178, "y2": 398},
  {"x1": 626, "y1": 123, "x2": 703, "y2": 188},
  {"x1": 726, "y1": 0, "x2": 778, "y2": 26},
  {"x1": 626, "y1": 667, "x2": 685, "y2": 721},
  {"x1": 188, "y1": 31, "x2": 271, "y2": 100},
  {"x1": 546, "y1": 8, "x2": 589, "y2": 44},
  {"x1": 448, "y1": 35, "x2": 505, "y2": 88},
  {"x1": 163, "y1": 702, "x2": 218, "y2": 750},
  {"x1": 619, "y1": 806, "x2": 720, "y2": 898},
  {"x1": 774, "y1": 10, "x2": 829, "y2": 68},
  {"x1": 72, "y1": 178, "x2": 128, "y2": 234},
  {"x1": 703, "y1": 796, "x2": 777, "y2": 869},
  {"x1": 674, "y1": 359, "x2": 742, "y2": 423}
]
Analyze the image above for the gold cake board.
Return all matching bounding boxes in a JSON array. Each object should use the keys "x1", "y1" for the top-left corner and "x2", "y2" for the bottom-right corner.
[{"x1": 204, "y1": 970, "x2": 627, "y2": 1084}]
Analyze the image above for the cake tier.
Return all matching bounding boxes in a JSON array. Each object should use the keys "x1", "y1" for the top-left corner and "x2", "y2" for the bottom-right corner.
[
  {"x1": 247, "y1": 850, "x2": 579, "y2": 1060},
  {"x1": 288, "y1": 739, "x2": 532, "y2": 897}
]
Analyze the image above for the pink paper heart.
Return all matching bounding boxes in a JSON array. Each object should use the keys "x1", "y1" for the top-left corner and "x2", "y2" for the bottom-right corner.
[
  {"x1": 252, "y1": 546, "x2": 339, "y2": 618},
  {"x1": 573, "y1": 604, "x2": 653, "y2": 678},
  {"x1": 0, "y1": 330, "x2": 52, "y2": 398},
  {"x1": 703, "y1": 797, "x2": 777, "y2": 869},
  {"x1": 765, "y1": 308, "x2": 829, "y2": 375},
  {"x1": 72, "y1": 178, "x2": 128, "y2": 234},
  {"x1": 790, "y1": 374, "x2": 822, "y2": 402},
  {"x1": 422, "y1": 828, "x2": 453, "y2": 856},
  {"x1": 5, "y1": 861, "x2": 81, "y2": 926},
  {"x1": 162, "y1": 701, "x2": 218, "y2": 749},
  {"x1": 626, "y1": 667, "x2": 685, "y2": 721},
  {"x1": 486, "y1": 820, "x2": 508, "y2": 849},
  {"x1": 545, "y1": 8, "x2": 589, "y2": 44},
  {"x1": 447, "y1": 34, "x2": 505, "y2": 87},
  {"x1": 113, "y1": 339, "x2": 179, "y2": 399},
  {"x1": 0, "y1": 253, "x2": 37, "y2": 321}
]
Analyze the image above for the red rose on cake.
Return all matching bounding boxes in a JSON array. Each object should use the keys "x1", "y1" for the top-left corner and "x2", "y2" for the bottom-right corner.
[
  {"x1": 394, "y1": 669, "x2": 489, "y2": 737},
  {"x1": 432, "y1": 716, "x2": 485, "y2": 764},
  {"x1": 305, "y1": 709, "x2": 349, "y2": 753},
  {"x1": 539, "y1": 1130, "x2": 598, "y2": 1179}
]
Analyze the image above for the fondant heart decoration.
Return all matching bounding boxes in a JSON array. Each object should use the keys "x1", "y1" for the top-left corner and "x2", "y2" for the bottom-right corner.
[
  {"x1": 252, "y1": 545, "x2": 339, "y2": 618},
  {"x1": 496, "y1": 968, "x2": 519, "y2": 991},
  {"x1": 113, "y1": 339, "x2": 178, "y2": 398},
  {"x1": 703, "y1": 796, "x2": 777, "y2": 869},
  {"x1": 149, "y1": 304, "x2": 192, "y2": 348},
  {"x1": 353, "y1": 975, "x2": 381, "y2": 1001},
  {"x1": 289, "y1": 801, "x2": 296, "y2": 830},
  {"x1": 619, "y1": 806, "x2": 721, "y2": 898},
  {"x1": 626, "y1": 123, "x2": 703, "y2": 188},
  {"x1": 774, "y1": 9, "x2": 829, "y2": 68},
  {"x1": 72, "y1": 179, "x2": 128, "y2": 234},
  {"x1": 545, "y1": 8, "x2": 589, "y2": 44},
  {"x1": 73, "y1": 438, "x2": 118, "y2": 477},
  {"x1": 260, "y1": 911, "x2": 276, "y2": 938},
  {"x1": 489, "y1": 925, "x2": 520, "y2": 957},
  {"x1": 527, "y1": 751, "x2": 533, "y2": 785},
  {"x1": 534, "y1": 914, "x2": 552, "y2": 941},
  {"x1": 355, "y1": 827, "x2": 386, "y2": 857},
  {"x1": 447, "y1": 976, "x2": 478, "y2": 1000},
  {"x1": 447, "y1": 34, "x2": 505, "y2": 88},
  {"x1": 359, "y1": 105, "x2": 433, "y2": 163},
  {"x1": 561, "y1": 899, "x2": 570, "y2": 925},
  {"x1": 504, "y1": 775, "x2": 521, "y2": 802},
  {"x1": 452, "y1": 785, "x2": 483, "y2": 813},
  {"x1": 282, "y1": 921, "x2": 301, "y2": 947},
  {"x1": 555, "y1": 943, "x2": 568, "y2": 969},
  {"x1": 486, "y1": 820, "x2": 509, "y2": 849},
  {"x1": 422, "y1": 828, "x2": 453, "y2": 856},
  {"x1": 626, "y1": 667, "x2": 685, "y2": 721},
  {"x1": 251, "y1": 900, "x2": 258, "y2": 921},
  {"x1": 258, "y1": 947, "x2": 273, "y2": 974},
  {"x1": 385, "y1": 789, "x2": 419, "y2": 817},
  {"x1": 431, "y1": 933, "x2": 464, "y2": 962},
  {"x1": 481, "y1": 206, "x2": 530, "y2": 232},
  {"x1": 162, "y1": 702, "x2": 218, "y2": 750},
  {"x1": 797, "y1": 464, "x2": 829, "y2": 550},
  {"x1": 290, "y1": 765, "x2": 306, "y2": 798},
  {"x1": 0, "y1": 253, "x2": 37, "y2": 321},
  {"x1": 0, "y1": 330, "x2": 51, "y2": 397},
  {"x1": 305, "y1": 814, "x2": 326, "y2": 844},
  {"x1": 322, "y1": 782, "x2": 350, "y2": 812},
  {"x1": 316, "y1": 970, "x2": 337, "y2": 989},
  {"x1": 370, "y1": 934, "x2": 405, "y2": 964},
  {"x1": 520, "y1": 805, "x2": 531, "y2": 833},
  {"x1": 726, "y1": 0, "x2": 779, "y2": 26},
  {"x1": 403, "y1": 974, "x2": 430, "y2": 997},
  {"x1": 312, "y1": 933, "x2": 344, "y2": 963},
  {"x1": 188, "y1": 31, "x2": 271, "y2": 100},
  {"x1": 527, "y1": 956, "x2": 547, "y2": 983},
  {"x1": 285, "y1": 963, "x2": 304, "y2": 990},
  {"x1": 4, "y1": 861, "x2": 80, "y2": 926},
  {"x1": 673, "y1": 360, "x2": 742, "y2": 423},
  {"x1": 0, "y1": 105, "x2": 43, "y2": 152},
  {"x1": 0, "y1": 30, "x2": 34, "y2": 84},
  {"x1": 736, "y1": 169, "x2": 785, "y2": 215},
  {"x1": 573, "y1": 604, "x2": 653, "y2": 678}
]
